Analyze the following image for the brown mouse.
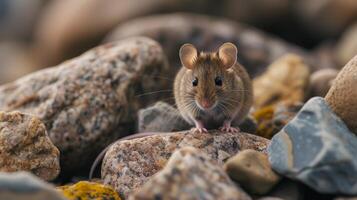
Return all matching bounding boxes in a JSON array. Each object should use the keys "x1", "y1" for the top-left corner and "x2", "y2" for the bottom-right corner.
[{"x1": 174, "y1": 42, "x2": 253, "y2": 133}]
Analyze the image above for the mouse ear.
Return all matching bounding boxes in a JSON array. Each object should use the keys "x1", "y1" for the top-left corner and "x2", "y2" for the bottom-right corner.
[
  {"x1": 179, "y1": 43, "x2": 198, "y2": 69},
  {"x1": 218, "y1": 42, "x2": 237, "y2": 69}
]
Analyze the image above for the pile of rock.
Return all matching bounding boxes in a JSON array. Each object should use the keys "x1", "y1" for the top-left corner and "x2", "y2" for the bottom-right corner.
[{"x1": 0, "y1": 21, "x2": 356, "y2": 199}]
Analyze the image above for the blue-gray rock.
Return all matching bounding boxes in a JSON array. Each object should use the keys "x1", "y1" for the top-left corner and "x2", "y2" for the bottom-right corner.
[
  {"x1": 268, "y1": 97, "x2": 357, "y2": 195},
  {"x1": 0, "y1": 171, "x2": 66, "y2": 200}
]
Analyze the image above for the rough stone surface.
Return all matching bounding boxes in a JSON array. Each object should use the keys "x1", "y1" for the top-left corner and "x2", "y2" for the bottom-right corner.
[
  {"x1": 335, "y1": 23, "x2": 357, "y2": 66},
  {"x1": 102, "y1": 130, "x2": 269, "y2": 198},
  {"x1": 325, "y1": 55, "x2": 357, "y2": 135},
  {"x1": 267, "y1": 179, "x2": 304, "y2": 200},
  {"x1": 253, "y1": 54, "x2": 310, "y2": 109},
  {"x1": 253, "y1": 102, "x2": 302, "y2": 139},
  {"x1": 308, "y1": 68, "x2": 338, "y2": 98},
  {"x1": 106, "y1": 13, "x2": 323, "y2": 78},
  {"x1": 335, "y1": 197, "x2": 357, "y2": 200},
  {"x1": 138, "y1": 101, "x2": 190, "y2": 132},
  {"x1": 268, "y1": 97, "x2": 357, "y2": 195},
  {"x1": 0, "y1": 172, "x2": 66, "y2": 200},
  {"x1": 129, "y1": 147, "x2": 252, "y2": 200},
  {"x1": 0, "y1": 37, "x2": 170, "y2": 172},
  {"x1": 224, "y1": 149, "x2": 281, "y2": 195},
  {"x1": 0, "y1": 111, "x2": 60, "y2": 181},
  {"x1": 58, "y1": 181, "x2": 121, "y2": 200}
]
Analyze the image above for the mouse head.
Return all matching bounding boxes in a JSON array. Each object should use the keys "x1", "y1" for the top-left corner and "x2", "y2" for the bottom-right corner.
[{"x1": 179, "y1": 42, "x2": 238, "y2": 111}]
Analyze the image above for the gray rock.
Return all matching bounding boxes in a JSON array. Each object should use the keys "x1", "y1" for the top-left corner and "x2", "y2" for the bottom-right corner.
[
  {"x1": 0, "y1": 111, "x2": 60, "y2": 181},
  {"x1": 138, "y1": 101, "x2": 190, "y2": 132},
  {"x1": 268, "y1": 97, "x2": 357, "y2": 195},
  {"x1": 0, "y1": 171, "x2": 66, "y2": 200},
  {"x1": 102, "y1": 130, "x2": 269, "y2": 198},
  {"x1": 129, "y1": 147, "x2": 252, "y2": 200},
  {"x1": 0, "y1": 37, "x2": 170, "y2": 172}
]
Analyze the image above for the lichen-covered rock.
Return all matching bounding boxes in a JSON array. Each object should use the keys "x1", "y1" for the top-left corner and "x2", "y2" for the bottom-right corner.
[
  {"x1": 138, "y1": 101, "x2": 190, "y2": 132},
  {"x1": 0, "y1": 111, "x2": 60, "y2": 181},
  {"x1": 308, "y1": 68, "x2": 338, "y2": 98},
  {"x1": 253, "y1": 102, "x2": 302, "y2": 139},
  {"x1": 129, "y1": 147, "x2": 252, "y2": 200},
  {"x1": 0, "y1": 172, "x2": 66, "y2": 200},
  {"x1": 335, "y1": 23, "x2": 357, "y2": 66},
  {"x1": 253, "y1": 54, "x2": 310, "y2": 109},
  {"x1": 106, "y1": 13, "x2": 322, "y2": 78},
  {"x1": 224, "y1": 149, "x2": 281, "y2": 195},
  {"x1": 102, "y1": 130, "x2": 269, "y2": 198},
  {"x1": 325, "y1": 55, "x2": 357, "y2": 134},
  {"x1": 58, "y1": 181, "x2": 121, "y2": 200},
  {"x1": 0, "y1": 37, "x2": 170, "y2": 172},
  {"x1": 268, "y1": 97, "x2": 357, "y2": 195}
]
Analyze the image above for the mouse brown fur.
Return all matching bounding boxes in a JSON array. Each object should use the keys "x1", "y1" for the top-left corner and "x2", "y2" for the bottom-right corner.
[{"x1": 174, "y1": 43, "x2": 253, "y2": 133}]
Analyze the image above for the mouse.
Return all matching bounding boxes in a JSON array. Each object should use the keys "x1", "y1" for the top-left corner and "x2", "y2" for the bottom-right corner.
[{"x1": 174, "y1": 42, "x2": 253, "y2": 133}]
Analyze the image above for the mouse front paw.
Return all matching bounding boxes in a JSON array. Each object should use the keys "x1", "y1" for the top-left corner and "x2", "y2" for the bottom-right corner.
[{"x1": 219, "y1": 121, "x2": 240, "y2": 133}]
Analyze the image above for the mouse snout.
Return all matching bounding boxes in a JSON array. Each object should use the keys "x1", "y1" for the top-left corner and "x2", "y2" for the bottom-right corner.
[{"x1": 199, "y1": 98, "x2": 215, "y2": 110}]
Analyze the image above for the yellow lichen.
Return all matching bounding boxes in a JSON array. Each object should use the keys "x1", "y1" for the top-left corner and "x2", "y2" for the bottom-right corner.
[
  {"x1": 58, "y1": 181, "x2": 121, "y2": 200},
  {"x1": 252, "y1": 105, "x2": 277, "y2": 139}
]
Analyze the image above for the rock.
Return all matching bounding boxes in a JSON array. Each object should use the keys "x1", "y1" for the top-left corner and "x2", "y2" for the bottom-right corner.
[
  {"x1": 0, "y1": 111, "x2": 60, "y2": 181},
  {"x1": 268, "y1": 97, "x2": 357, "y2": 195},
  {"x1": 257, "y1": 198, "x2": 284, "y2": 200},
  {"x1": 138, "y1": 101, "x2": 190, "y2": 132},
  {"x1": 102, "y1": 130, "x2": 269, "y2": 198},
  {"x1": 308, "y1": 68, "x2": 339, "y2": 98},
  {"x1": 253, "y1": 102, "x2": 302, "y2": 139},
  {"x1": 58, "y1": 181, "x2": 121, "y2": 200},
  {"x1": 253, "y1": 54, "x2": 310, "y2": 109},
  {"x1": 0, "y1": 171, "x2": 66, "y2": 200},
  {"x1": 105, "y1": 13, "x2": 322, "y2": 78},
  {"x1": 292, "y1": 0, "x2": 357, "y2": 37},
  {"x1": 335, "y1": 197, "x2": 357, "y2": 200},
  {"x1": 129, "y1": 147, "x2": 252, "y2": 200},
  {"x1": 224, "y1": 149, "x2": 281, "y2": 195},
  {"x1": 335, "y1": 23, "x2": 357, "y2": 66},
  {"x1": 0, "y1": 37, "x2": 170, "y2": 172},
  {"x1": 325, "y1": 55, "x2": 357, "y2": 134}
]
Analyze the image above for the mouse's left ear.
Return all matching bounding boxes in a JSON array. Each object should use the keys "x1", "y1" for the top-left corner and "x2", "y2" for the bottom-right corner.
[{"x1": 218, "y1": 42, "x2": 237, "y2": 69}]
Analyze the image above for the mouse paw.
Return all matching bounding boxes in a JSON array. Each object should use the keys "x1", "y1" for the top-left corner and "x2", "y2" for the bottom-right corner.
[
  {"x1": 191, "y1": 127, "x2": 208, "y2": 133},
  {"x1": 219, "y1": 126, "x2": 240, "y2": 133}
]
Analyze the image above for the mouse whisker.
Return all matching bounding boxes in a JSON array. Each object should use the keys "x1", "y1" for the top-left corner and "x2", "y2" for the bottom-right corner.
[{"x1": 135, "y1": 89, "x2": 173, "y2": 97}]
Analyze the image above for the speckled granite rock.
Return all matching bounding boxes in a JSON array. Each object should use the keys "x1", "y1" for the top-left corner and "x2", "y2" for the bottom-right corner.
[
  {"x1": 0, "y1": 111, "x2": 60, "y2": 181},
  {"x1": 253, "y1": 54, "x2": 310, "y2": 109},
  {"x1": 106, "y1": 13, "x2": 322, "y2": 78},
  {"x1": 102, "y1": 130, "x2": 269, "y2": 198},
  {"x1": 308, "y1": 68, "x2": 338, "y2": 98},
  {"x1": 0, "y1": 172, "x2": 66, "y2": 200},
  {"x1": 325, "y1": 55, "x2": 357, "y2": 135},
  {"x1": 138, "y1": 101, "x2": 190, "y2": 132},
  {"x1": 225, "y1": 149, "x2": 281, "y2": 195},
  {"x1": 58, "y1": 181, "x2": 121, "y2": 200},
  {"x1": 269, "y1": 97, "x2": 357, "y2": 195},
  {"x1": 0, "y1": 37, "x2": 170, "y2": 172},
  {"x1": 129, "y1": 147, "x2": 252, "y2": 200}
]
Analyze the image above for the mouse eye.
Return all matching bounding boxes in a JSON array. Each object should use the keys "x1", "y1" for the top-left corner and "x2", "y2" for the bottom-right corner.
[
  {"x1": 215, "y1": 76, "x2": 222, "y2": 86},
  {"x1": 192, "y1": 77, "x2": 198, "y2": 87}
]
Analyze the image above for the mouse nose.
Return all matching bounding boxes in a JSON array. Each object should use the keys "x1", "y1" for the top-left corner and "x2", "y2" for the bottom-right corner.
[{"x1": 201, "y1": 99, "x2": 213, "y2": 109}]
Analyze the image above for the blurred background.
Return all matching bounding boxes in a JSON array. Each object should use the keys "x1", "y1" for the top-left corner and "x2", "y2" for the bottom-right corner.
[{"x1": 0, "y1": 0, "x2": 356, "y2": 84}]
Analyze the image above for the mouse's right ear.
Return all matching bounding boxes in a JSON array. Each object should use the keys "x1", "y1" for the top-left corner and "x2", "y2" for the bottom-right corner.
[{"x1": 179, "y1": 44, "x2": 197, "y2": 69}]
